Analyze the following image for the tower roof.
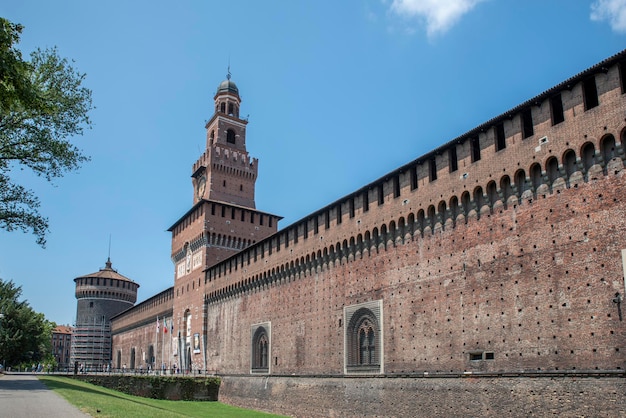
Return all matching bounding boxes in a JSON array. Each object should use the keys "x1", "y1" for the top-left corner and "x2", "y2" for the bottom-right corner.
[
  {"x1": 216, "y1": 73, "x2": 239, "y2": 95},
  {"x1": 74, "y1": 257, "x2": 137, "y2": 285}
]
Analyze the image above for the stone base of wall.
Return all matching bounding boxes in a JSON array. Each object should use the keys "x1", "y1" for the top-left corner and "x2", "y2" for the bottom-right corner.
[
  {"x1": 73, "y1": 375, "x2": 220, "y2": 401},
  {"x1": 219, "y1": 373, "x2": 626, "y2": 417}
]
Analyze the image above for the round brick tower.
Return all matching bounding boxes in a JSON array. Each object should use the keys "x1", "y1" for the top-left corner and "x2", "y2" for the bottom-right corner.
[{"x1": 70, "y1": 258, "x2": 139, "y2": 371}]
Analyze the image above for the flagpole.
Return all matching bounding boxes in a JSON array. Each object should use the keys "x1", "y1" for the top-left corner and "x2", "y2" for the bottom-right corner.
[
  {"x1": 155, "y1": 316, "x2": 159, "y2": 372},
  {"x1": 161, "y1": 319, "x2": 165, "y2": 369}
]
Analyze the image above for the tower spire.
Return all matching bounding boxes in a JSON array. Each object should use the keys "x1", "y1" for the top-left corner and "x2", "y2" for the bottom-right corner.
[{"x1": 105, "y1": 234, "x2": 113, "y2": 269}]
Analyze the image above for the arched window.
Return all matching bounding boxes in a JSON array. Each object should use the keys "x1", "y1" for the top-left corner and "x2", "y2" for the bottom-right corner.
[
  {"x1": 427, "y1": 205, "x2": 436, "y2": 230},
  {"x1": 514, "y1": 169, "x2": 527, "y2": 198},
  {"x1": 563, "y1": 149, "x2": 577, "y2": 178},
  {"x1": 601, "y1": 134, "x2": 616, "y2": 163},
  {"x1": 581, "y1": 142, "x2": 596, "y2": 172},
  {"x1": 437, "y1": 201, "x2": 447, "y2": 227},
  {"x1": 345, "y1": 302, "x2": 382, "y2": 373},
  {"x1": 546, "y1": 156, "x2": 560, "y2": 186},
  {"x1": 530, "y1": 163, "x2": 543, "y2": 192},
  {"x1": 473, "y1": 187, "x2": 484, "y2": 211},
  {"x1": 251, "y1": 325, "x2": 269, "y2": 373},
  {"x1": 486, "y1": 181, "x2": 498, "y2": 208},
  {"x1": 461, "y1": 191, "x2": 471, "y2": 217},
  {"x1": 227, "y1": 129, "x2": 236, "y2": 144},
  {"x1": 416, "y1": 209, "x2": 425, "y2": 233},
  {"x1": 449, "y1": 196, "x2": 459, "y2": 221},
  {"x1": 500, "y1": 176, "x2": 512, "y2": 204}
]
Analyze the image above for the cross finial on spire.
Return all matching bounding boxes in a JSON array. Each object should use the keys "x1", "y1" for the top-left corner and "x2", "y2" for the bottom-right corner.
[{"x1": 227, "y1": 55, "x2": 231, "y2": 80}]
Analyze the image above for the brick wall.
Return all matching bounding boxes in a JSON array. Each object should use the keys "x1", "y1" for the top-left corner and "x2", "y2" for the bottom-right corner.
[
  {"x1": 112, "y1": 50, "x2": 626, "y2": 414},
  {"x1": 219, "y1": 374, "x2": 626, "y2": 418}
]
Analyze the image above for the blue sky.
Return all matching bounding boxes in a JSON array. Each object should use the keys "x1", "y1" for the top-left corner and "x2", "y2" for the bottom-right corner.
[{"x1": 1, "y1": 1, "x2": 625, "y2": 326}]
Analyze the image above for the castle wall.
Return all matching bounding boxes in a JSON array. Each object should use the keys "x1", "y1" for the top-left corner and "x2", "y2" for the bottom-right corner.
[
  {"x1": 204, "y1": 171, "x2": 626, "y2": 375},
  {"x1": 111, "y1": 287, "x2": 174, "y2": 370},
  {"x1": 218, "y1": 374, "x2": 626, "y2": 418},
  {"x1": 111, "y1": 51, "x2": 626, "y2": 415}
]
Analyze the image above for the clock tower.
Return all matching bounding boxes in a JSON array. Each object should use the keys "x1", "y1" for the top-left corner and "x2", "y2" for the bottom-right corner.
[
  {"x1": 192, "y1": 72, "x2": 257, "y2": 208},
  {"x1": 168, "y1": 73, "x2": 281, "y2": 371}
]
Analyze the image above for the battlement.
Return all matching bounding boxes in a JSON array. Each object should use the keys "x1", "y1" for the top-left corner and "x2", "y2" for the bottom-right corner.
[{"x1": 204, "y1": 50, "x2": 626, "y2": 296}]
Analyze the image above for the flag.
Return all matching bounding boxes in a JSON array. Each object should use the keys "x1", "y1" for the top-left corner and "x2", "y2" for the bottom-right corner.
[
  {"x1": 156, "y1": 316, "x2": 160, "y2": 333},
  {"x1": 164, "y1": 319, "x2": 168, "y2": 333}
]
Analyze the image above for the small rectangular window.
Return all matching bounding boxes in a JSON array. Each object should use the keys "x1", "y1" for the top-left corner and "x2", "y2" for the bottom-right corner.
[
  {"x1": 470, "y1": 137, "x2": 481, "y2": 162},
  {"x1": 583, "y1": 77, "x2": 599, "y2": 110},
  {"x1": 221, "y1": 206, "x2": 226, "y2": 217},
  {"x1": 550, "y1": 93, "x2": 564, "y2": 125},
  {"x1": 378, "y1": 184, "x2": 384, "y2": 205},
  {"x1": 260, "y1": 214, "x2": 264, "y2": 226},
  {"x1": 241, "y1": 211, "x2": 245, "y2": 222},
  {"x1": 314, "y1": 216, "x2": 319, "y2": 234},
  {"x1": 485, "y1": 352, "x2": 495, "y2": 360},
  {"x1": 469, "y1": 352, "x2": 482, "y2": 361},
  {"x1": 250, "y1": 213, "x2": 255, "y2": 223},
  {"x1": 325, "y1": 211, "x2": 330, "y2": 229},
  {"x1": 410, "y1": 166, "x2": 418, "y2": 190},
  {"x1": 269, "y1": 216, "x2": 273, "y2": 228},
  {"x1": 363, "y1": 191, "x2": 369, "y2": 212},
  {"x1": 349, "y1": 198, "x2": 355, "y2": 218},
  {"x1": 231, "y1": 207, "x2": 235, "y2": 219},
  {"x1": 393, "y1": 175, "x2": 400, "y2": 198},
  {"x1": 448, "y1": 147, "x2": 458, "y2": 173},
  {"x1": 521, "y1": 108, "x2": 534, "y2": 138},
  {"x1": 304, "y1": 222, "x2": 308, "y2": 239},
  {"x1": 429, "y1": 157, "x2": 437, "y2": 182},
  {"x1": 211, "y1": 204, "x2": 216, "y2": 215},
  {"x1": 495, "y1": 123, "x2": 506, "y2": 151},
  {"x1": 337, "y1": 205, "x2": 342, "y2": 224}
]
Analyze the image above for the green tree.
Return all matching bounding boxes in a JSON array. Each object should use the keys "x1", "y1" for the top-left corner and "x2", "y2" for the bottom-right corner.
[
  {"x1": 0, "y1": 17, "x2": 93, "y2": 247},
  {"x1": 0, "y1": 278, "x2": 55, "y2": 367}
]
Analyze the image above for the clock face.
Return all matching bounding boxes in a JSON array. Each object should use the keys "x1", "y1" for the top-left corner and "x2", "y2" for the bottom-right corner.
[{"x1": 197, "y1": 176, "x2": 206, "y2": 198}]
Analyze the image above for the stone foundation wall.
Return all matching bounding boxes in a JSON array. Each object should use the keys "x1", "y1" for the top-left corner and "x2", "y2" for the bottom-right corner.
[{"x1": 219, "y1": 374, "x2": 626, "y2": 417}]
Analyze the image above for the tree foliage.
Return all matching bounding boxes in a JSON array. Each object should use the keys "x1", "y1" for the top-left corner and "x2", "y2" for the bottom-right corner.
[
  {"x1": 0, "y1": 278, "x2": 55, "y2": 366},
  {"x1": 0, "y1": 17, "x2": 93, "y2": 247}
]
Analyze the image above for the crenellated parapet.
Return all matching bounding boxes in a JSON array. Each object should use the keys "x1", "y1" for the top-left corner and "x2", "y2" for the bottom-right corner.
[{"x1": 210, "y1": 144, "x2": 258, "y2": 178}]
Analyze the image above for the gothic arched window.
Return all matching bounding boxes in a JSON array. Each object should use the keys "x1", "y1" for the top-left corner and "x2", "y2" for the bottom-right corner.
[
  {"x1": 345, "y1": 301, "x2": 382, "y2": 374},
  {"x1": 251, "y1": 324, "x2": 270, "y2": 373}
]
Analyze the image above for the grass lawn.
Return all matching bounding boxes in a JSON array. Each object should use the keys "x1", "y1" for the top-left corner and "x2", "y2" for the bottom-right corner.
[{"x1": 38, "y1": 376, "x2": 286, "y2": 418}]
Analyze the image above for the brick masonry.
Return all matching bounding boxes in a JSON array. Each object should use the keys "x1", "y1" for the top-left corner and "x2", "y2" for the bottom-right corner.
[
  {"x1": 112, "y1": 50, "x2": 626, "y2": 415},
  {"x1": 219, "y1": 374, "x2": 626, "y2": 418}
]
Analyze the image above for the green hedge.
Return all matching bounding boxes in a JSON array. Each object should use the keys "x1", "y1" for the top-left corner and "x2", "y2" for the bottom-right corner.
[{"x1": 74, "y1": 375, "x2": 220, "y2": 401}]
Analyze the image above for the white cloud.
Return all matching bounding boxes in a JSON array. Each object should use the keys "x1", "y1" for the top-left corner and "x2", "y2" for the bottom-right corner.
[
  {"x1": 591, "y1": 0, "x2": 626, "y2": 33},
  {"x1": 389, "y1": 0, "x2": 487, "y2": 38}
]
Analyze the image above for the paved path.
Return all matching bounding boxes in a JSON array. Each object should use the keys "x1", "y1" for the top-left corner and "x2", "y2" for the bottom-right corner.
[{"x1": 0, "y1": 374, "x2": 90, "y2": 417}]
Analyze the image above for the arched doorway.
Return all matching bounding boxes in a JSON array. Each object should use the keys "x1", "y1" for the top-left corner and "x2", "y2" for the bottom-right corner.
[{"x1": 130, "y1": 348, "x2": 136, "y2": 370}]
